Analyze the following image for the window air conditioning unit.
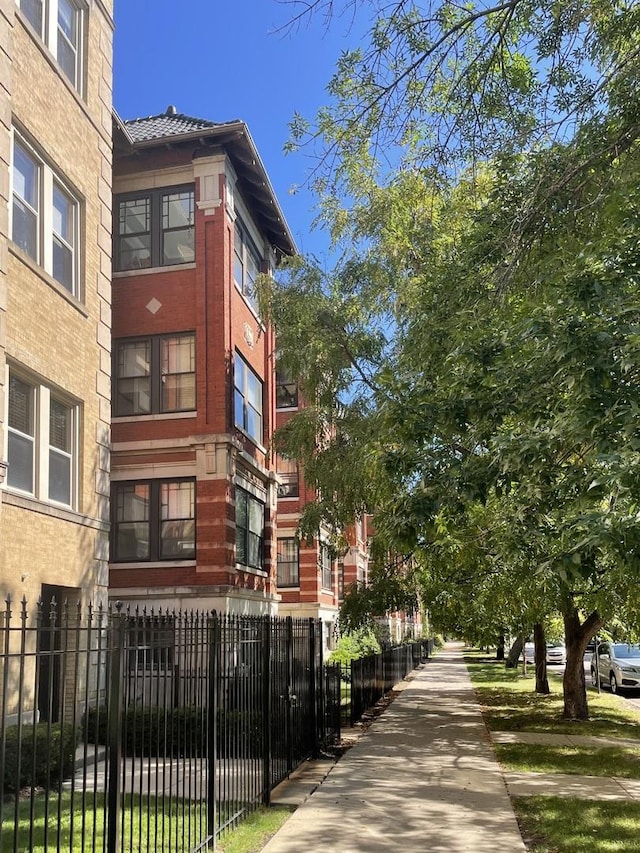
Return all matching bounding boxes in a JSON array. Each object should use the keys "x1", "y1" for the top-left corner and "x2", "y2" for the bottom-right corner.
[{"x1": 277, "y1": 483, "x2": 296, "y2": 498}]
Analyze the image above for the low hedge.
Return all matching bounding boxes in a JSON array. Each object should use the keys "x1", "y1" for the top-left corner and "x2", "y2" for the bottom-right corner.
[
  {"x1": 3, "y1": 722, "x2": 78, "y2": 792},
  {"x1": 84, "y1": 705, "x2": 262, "y2": 757}
]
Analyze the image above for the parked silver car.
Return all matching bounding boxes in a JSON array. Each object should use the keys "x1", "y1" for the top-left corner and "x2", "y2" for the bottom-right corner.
[{"x1": 591, "y1": 642, "x2": 640, "y2": 694}]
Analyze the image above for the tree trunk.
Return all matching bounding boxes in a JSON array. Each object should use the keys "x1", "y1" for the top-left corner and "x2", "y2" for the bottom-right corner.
[
  {"x1": 496, "y1": 633, "x2": 505, "y2": 661},
  {"x1": 562, "y1": 602, "x2": 603, "y2": 720},
  {"x1": 506, "y1": 636, "x2": 523, "y2": 668},
  {"x1": 533, "y1": 622, "x2": 550, "y2": 694}
]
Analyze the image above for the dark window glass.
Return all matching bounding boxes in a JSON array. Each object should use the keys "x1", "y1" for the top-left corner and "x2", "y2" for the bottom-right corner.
[
  {"x1": 235, "y1": 487, "x2": 264, "y2": 571},
  {"x1": 12, "y1": 142, "x2": 39, "y2": 262},
  {"x1": 19, "y1": 0, "x2": 43, "y2": 33},
  {"x1": 115, "y1": 187, "x2": 195, "y2": 271},
  {"x1": 48, "y1": 398, "x2": 72, "y2": 504},
  {"x1": 114, "y1": 334, "x2": 195, "y2": 416},
  {"x1": 112, "y1": 479, "x2": 196, "y2": 562},
  {"x1": 234, "y1": 221, "x2": 261, "y2": 312},
  {"x1": 275, "y1": 367, "x2": 298, "y2": 409},
  {"x1": 7, "y1": 375, "x2": 35, "y2": 493},
  {"x1": 128, "y1": 618, "x2": 174, "y2": 672}
]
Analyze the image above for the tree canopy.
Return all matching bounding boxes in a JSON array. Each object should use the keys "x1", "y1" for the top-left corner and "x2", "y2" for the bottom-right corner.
[{"x1": 267, "y1": 0, "x2": 640, "y2": 718}]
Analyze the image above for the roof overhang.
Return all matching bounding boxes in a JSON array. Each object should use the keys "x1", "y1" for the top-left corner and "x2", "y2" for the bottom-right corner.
[{"x1": 113, "y1": 112, "x2": 297, "y2": 259}]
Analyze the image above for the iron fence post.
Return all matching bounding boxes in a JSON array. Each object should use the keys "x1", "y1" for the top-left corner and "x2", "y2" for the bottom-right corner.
[
  {"x1": 262, "y1": 615, "x2": 272, "y2": 805},
  {"x1": 107, "y1": 603, "x2": 125, "y2": 853},
  {"x1": 309, "y1": 619, "x2": 319, "y2": 756},
  {"x1": 208, "y1": 611, "x2": 220, "y2": 845}
]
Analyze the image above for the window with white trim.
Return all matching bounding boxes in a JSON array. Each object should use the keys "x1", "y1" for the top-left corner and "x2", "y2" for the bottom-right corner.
[
  {"x1": 128, "y1": 617, "x2": 175, "y2": 672},
  {"x1": 113, "y1": 333, "x2": 196, "y2": 416},
  {"x1": 234, "y1": 353, "x2": 263, "y2": 444},
  {"x1": 17, "y1": 0, "x2": 84, "y2": 91},
  {"x1": 6, "y1": 369, "x2": 78, "y2": 508},
  {"x1": 276, "y1": 454, "x2": 299, "y2": 498},
  {"x1": 233, "y1": 220, "x2": 261, "y2": 312},
  {"x1": 277, "y1": 538, "x2": 299, "y2": 587},
  {"x1": 11, "y1": 132, "x2": 80, "y2": 296},
  {"x1": 320, "y1": 543, "x2": 333, "y2": 591},
  {"x1": 235, "y1": 487, "x2": 264, "y2": 571},
  {"x1": 112, "y1": 478, "x2": 196, "y2": 562}
]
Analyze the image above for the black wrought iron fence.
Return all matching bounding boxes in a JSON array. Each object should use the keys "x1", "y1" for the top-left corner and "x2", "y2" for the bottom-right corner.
[
  {"x1": 348, "y1": 641, "x2": 431, "y2": 725},
  {"x1": 0, "y1": 599, "x2": 340, "y2": 853}
]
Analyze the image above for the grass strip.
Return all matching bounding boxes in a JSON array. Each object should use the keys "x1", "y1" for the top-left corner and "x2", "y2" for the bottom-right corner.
[
  {"x1": 217, "y1": 805, "x2": 294, "y2": 852},
  {"x1": 496, "y1": 742, "x2": 640, "y2": 779},
  {"x1": 513, "y1": 796, "x2": 640, "y2": 852},
  {"x1": 466, "y1": 652, "x2": 640, "y2": 740}
]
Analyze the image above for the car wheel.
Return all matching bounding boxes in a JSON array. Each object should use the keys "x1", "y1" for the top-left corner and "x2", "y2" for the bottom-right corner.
[{"x1": 610, "y1": 672, "x2": 620, "y2": 694}]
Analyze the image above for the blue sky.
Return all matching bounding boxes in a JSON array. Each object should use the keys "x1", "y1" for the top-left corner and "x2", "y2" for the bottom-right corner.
[{"x1": 113, "y1": 1, "x2": 367, "y2": 259}]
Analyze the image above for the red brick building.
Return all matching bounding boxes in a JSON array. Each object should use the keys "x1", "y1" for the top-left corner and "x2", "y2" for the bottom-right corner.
[
  {"x1": 273, "y1": 369, "x2": 370, "y2": 653},
  {"x1": 109, "y1": 108, "x2": 295, "y2": 615}
]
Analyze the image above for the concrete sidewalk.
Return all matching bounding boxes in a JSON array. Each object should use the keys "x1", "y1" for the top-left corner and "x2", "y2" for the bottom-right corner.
[{"x1": 263, "y1": 642, "x2": 526, "y2": 852}]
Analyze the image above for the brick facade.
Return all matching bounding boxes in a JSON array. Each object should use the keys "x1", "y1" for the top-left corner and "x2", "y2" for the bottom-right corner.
[
  {"x1": 109, "y1": 112, "x2": 294, "y2": 616},
  {"x1": 0, "y1": 0, "x2": 113, "y2": 608}
]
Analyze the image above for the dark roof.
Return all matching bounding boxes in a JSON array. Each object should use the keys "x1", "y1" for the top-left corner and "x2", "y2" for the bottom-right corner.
[
  {"x1": 113, "y1": 108, "x2": 296, "y2": 258},
  {"x1": 123, "y1": 110, "x2": 228, "y2": 144}
]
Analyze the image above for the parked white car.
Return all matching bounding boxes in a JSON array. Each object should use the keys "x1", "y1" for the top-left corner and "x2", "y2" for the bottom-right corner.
[
  {"x1": 591, "y1": 642, "x2": 640, "y2": 694},
  {"x1": 545, "y1": 643, "x2": 566, "y2": 665},
  {"x1": 523, "y1": 642, "x2": 566, "y2": 665}
]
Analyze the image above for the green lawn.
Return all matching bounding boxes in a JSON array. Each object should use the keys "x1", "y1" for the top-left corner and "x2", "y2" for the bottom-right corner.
[
  {"x1": 465, "y1": 650, "x2": 640, "y2": 852},
  {"x1": 466, "y1": 652, "x2": 640, "y2": 740},
  {"x1": 513, "y1": 797, "x2": 640, "y2": 853},
  {"x1": 0, "y1": 791, "x2": 290, "y2": 853},
  {"x1": 495, "y1": 742, "x2": 640, "y2": 779}
]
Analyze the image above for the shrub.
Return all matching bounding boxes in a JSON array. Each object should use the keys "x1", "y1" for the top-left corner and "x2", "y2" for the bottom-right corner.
[
  {"x1": 84, "y1": 705, "x2": 263, "y2": 758},
  {"x1": 328, "y1": 628, "x2": 382, "y2": 667},
  {"x1": 3, "y1": 722, "x2": 78, "y2": 792}
]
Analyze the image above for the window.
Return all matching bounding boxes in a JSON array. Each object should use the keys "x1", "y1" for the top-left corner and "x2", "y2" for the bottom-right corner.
[
  {"x1": 112, "y1": 478, "x2": 195, "y2": 562},
  {"x1": 114, "y1": 333, "x2": 195, "y2": 417},
  {"x1": 115, "y1": 187, "x2": 195, "y2": 271},
  {"x1": 11, "y1": 133, "x2": 80, "y2": 296},
  {"x1": 235, "y1": 487, "x2": 264, "y2": 571},
  {"x1": 17, "y1": 0, "x2": 83, "y2": 91},
  {"x1": 128, "y1": 618, "x2": 174, "y2": 672},
  {"x1": 275, "y1": 367, "x2": 298, "y2": 409},
  {"x1": 320, "y1": 543, "x2": 333, "y2": 591},
  {"x1": 6, "y1": 370, "x2": 77, "y2": 507},
  {"x1": 234, "y1": 353, "x2": 263, "y2": 444},
  {"x1": 276, "y1": 454, "x2": 299, "y2": 498},
  {"x1": 277, "y1": 538, "x2": 299, "y2": 587},
  {"x1": 234, "y1": 220, "x2": 261, "y2": 312}
]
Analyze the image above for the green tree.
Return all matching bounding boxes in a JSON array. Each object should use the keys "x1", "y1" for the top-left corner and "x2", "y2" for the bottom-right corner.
[{"x1": 265, "y1": 1, "x2": 640, "y2": 720}]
